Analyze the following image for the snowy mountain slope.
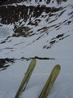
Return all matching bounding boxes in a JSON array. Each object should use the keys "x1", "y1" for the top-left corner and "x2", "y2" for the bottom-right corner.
[
  {"x1": 0, "y1": 0, "x2": 73, "y2": 58},
  {"x1": 0, "y1": 0, "x2": 73, "y2": 98}
]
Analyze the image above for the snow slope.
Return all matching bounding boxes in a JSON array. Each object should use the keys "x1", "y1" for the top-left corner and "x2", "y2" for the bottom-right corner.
[{"x1": 0, "y1": 0, "x2": 73, "y2": 98}]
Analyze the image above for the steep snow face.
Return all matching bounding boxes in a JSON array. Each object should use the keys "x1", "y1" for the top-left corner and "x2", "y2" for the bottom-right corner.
[
  {"x1": 0, "y1": 0, "x2": 73, "y2": 58},
  {"x1": 0, "y1": 0, "x2": 73, "y2": 98}
]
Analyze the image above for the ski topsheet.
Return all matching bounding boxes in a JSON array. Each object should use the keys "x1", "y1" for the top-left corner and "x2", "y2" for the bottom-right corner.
[
  {"x1": 15, "y1": 59, "x2": 36, "y2": 98},
  {"x1": 39, "y1": 64, "x2": 61, "y2": 98},
  {"x1": 15, "y1": 60, "x2": 61, "y2": 98}
]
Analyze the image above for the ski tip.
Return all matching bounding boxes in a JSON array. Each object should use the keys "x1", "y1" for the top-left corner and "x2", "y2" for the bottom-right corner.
[{"x1": 54, "y1": 64, "x2": 61, "y2": 70}]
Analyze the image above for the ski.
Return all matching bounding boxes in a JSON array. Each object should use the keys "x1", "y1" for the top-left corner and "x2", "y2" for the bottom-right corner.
[
  {"x1": 39, "y1": 64, "x2": 61, "y2": 98},
  {"x1": 15, "y1": 59, "x2": 36, "y2": 98}
]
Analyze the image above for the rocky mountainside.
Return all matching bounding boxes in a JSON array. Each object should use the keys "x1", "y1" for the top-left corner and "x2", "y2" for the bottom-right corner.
[
  {"x1": 0, "y1": 0, "x2": 67, "y2": 5},
  {"x1": 0, "y1": 0, "x2": 73, "y2": 57}
]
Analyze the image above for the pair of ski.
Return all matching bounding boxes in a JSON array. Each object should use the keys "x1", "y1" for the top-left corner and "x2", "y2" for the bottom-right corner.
[{"x1": 15, "y1": 59, "x2": 61, "y2": 98}]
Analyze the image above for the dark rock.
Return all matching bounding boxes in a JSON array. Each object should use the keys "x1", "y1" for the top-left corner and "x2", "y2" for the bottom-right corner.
[{"x1": 0, "y1": 58, "x2": 14, "y2": 71}]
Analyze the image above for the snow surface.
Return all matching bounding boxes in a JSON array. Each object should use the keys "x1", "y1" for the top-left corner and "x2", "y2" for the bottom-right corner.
[{"x1": 0, "y1": 0, "x2": 73, "y2": 98}]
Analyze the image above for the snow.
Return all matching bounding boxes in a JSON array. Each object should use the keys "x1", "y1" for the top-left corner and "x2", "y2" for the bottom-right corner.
[{"x1": 0, "y1": 0, "x2": 73, "y2": 98}]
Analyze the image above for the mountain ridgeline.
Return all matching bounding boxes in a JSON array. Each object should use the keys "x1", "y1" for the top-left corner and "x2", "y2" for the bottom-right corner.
[{"x1": 0, "y1": 0, "x2": 67, "y2": 5}]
